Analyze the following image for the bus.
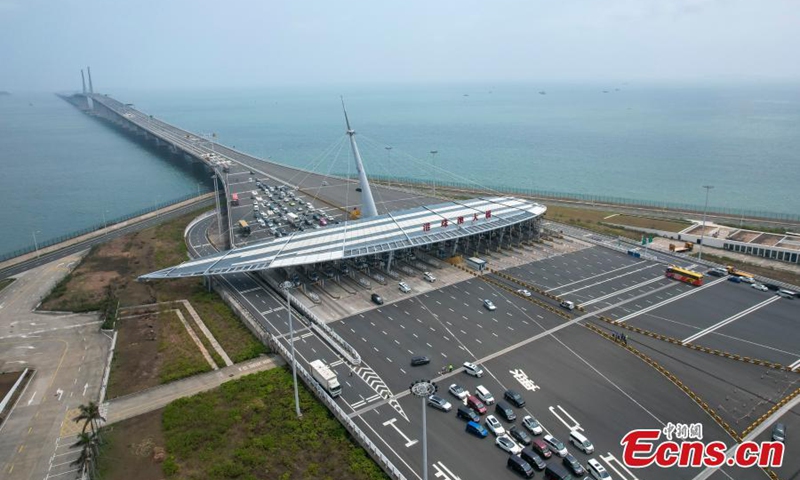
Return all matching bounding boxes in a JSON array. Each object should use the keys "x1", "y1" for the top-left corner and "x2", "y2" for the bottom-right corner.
[
  {"x1": 238, "y1": 219, "x2": 251, "y2": 235},
  {"x1": 665, "y1": 265, "x2": 703, "y2": 286},
  {"x1": 231, "y1": 193, "x2": 239, "y2": 206}
]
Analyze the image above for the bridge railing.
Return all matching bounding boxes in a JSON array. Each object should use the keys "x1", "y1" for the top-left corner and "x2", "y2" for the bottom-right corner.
[{"x1": 0, "y1": 192, "x2": 206, "y2": 263}]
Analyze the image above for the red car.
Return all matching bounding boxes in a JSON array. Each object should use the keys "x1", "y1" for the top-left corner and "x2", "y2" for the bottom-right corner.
[
  {"x1": 531, "y1": 438, "x2": 552, "y2": 459},
  {"x1": 467, "y1": 395, "x2": 487, "y2": 415}
]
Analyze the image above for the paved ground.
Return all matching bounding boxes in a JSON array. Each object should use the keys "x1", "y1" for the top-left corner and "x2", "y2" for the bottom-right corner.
[
  {"x1": 0, "y1": 252, "x2": 110, "y2": 480},
  {"x1": 104, "y1": 355, "x2": 284, "y2": 425}
]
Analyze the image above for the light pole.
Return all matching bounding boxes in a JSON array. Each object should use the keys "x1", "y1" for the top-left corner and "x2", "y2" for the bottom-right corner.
[
  {"x1": 410, "y1": 380, "x2": 437, "y2": 480},
  {"x1": 385, "y1": 146, "x2": 392, "y2": 187},
  {"x1": 429, "y1": 150, "x2": 438, "y2": 197},
  {"x1": 32, "y1": 230, "x2": 41, "y2": 258},
  {"x1": 698, "y1": 185, "x2": 714, "y2": 261},
  {"x1": 197, "y1": 182, "x2": 203, "y2": 197},
  {"x1": 212, "y1": 172, "x2": 223, "y2": 243},
  {"x1": 282, "y1": 281, "x2": 302, "y2": 418},
  {"x1": 102, "y1": 209, "x2": 110, "y2": 235}
]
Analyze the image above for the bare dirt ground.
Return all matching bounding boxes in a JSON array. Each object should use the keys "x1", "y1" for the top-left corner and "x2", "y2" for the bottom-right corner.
[{"x1": 97, "y1": 408, "x2": 167, "y2": 480}]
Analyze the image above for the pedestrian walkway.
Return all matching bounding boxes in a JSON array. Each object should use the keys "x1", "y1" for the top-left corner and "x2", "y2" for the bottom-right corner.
[{"x1": 102, "y1": 355, "x2": 284, "y2": 425}]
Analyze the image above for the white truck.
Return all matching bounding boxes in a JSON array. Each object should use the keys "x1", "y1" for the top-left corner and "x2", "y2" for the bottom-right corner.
[
  {"x1": 309, "y1": 360, "x2": 341, "y2": 398},
  {"x1": 286, "y1": 212, "x2": 299, "y2": 225}
]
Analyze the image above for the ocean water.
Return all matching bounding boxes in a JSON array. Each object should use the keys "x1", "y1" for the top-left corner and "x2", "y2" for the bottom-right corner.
[
  {"x1": 0, "y1": 93, "x2": 211, "y2": 257},
  {"x1": 1, "y1": 83, "x2": 799, "y2": 258}
]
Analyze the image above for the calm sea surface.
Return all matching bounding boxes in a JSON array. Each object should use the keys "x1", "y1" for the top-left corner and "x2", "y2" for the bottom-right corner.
[{"x1": 1, "y1": 83, "x2": 798, "y2": 257}]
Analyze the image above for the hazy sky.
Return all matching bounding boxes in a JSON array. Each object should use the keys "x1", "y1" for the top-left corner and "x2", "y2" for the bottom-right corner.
[{"x1": 1, "y1": 0, "x2": 799, "y2": 92}]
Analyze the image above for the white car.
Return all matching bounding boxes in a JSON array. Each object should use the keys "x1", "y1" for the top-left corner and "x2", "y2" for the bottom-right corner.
[
  {"x1": 740, "y1": 276, "x2": 755, "y2": 284},
  {"x1": 495, "y1": 434, "x2": 523, "y2": 454},
  {"x1": 522, "y1": 415, "x2": 543, "y2": 435},
  {"x1": 516, "y1": 289, "x2": 532, "y2": 297},
  {"x1": 485, "y1": 415, "x2": 505, "y2": 436},
  {"x1": 560, "y1": 300, "x2": 575, "y2": 310},
  {"x1": 423, "y1": 272, "x2": 436, "y2": 282},
  {"x1": 448, "y1": 384, "x2": 469, "y2": 400},
  {"x1": 483, "y1": 299, "x2": 496, "y2": 311},
  {"x1": 398, "y1": 282, "x2": 411, "y2": 293},
  {"x1": 587, "y1": 458, "x2": 612, "y2": 479},
  {"x1": 463, "y1": 362, "x2": 484, "y2": 377},
  {"x1": 544, "y1": 434, "x2": 568, "y2": 457},
  {"x1": 427, "y1": 395, "x2": 452, "y2": 412},
  {"x1": 752, "y1": 283, "x2": 768, "y2": 292}
]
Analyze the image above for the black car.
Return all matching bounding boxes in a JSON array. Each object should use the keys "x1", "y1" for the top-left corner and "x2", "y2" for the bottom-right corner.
[
  {"x1": 519, "y1": 448, "x2": 547, "y2": 471},
  {"x1": 410, "y1": 356, "x2": 430, "y2": 366},
  {"x1": 371, "y1": 293, "x2": 384, "y2": 305},
  {"x1": 504, "y1": 389, "x2": 526, "y2": 407},
  {"x1": 509, "y1": 426, "x2": 533, "y2": 446},
  {"x1": 456, "y1": 406, "x2": 480, "y2": 422},
  {"x1": 563, "y1": 454, "x2": 586, "y2": 476}
]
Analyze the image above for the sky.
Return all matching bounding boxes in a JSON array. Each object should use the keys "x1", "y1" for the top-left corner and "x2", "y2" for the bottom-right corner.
[{"x1": 1, "y1": 0, "x2": 799, "y2": 92}]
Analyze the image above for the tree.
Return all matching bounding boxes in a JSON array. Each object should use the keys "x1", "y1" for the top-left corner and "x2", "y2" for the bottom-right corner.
[
  {"x1": 72, "y1": 432, "x2": 99, "y2": 462},
  {"x1": 71, "y1": 442, "x2": 95, "y2": 480},
  {"x1": 73, "y1": 402, "x2": 106, "y2": 438}
]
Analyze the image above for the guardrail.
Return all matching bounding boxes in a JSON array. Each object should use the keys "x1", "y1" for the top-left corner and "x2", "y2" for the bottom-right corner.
[{"x1": 268, "y1": 338, "x2": 406, "y2": 480}]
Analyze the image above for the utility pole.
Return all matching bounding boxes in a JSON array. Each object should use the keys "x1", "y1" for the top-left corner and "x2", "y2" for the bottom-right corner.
[
  {"x1": 32, "y1": 230, "x2": 40, "y2": 258},
  {"x1": 213, "y1": 172, "x2": 222, "y2": 244},
  {"x1": 698, "y1": 185, "x2": 714, "y2": 261},
  {"x1": 385, "y1": 146, "x2": 392, "y2": 187},
  {"x1": 430, "y1": 150, "x2": 438, "y2": 197},
  {"x1": 410, "y1": 380, "x2": 436, "y2": 480}
]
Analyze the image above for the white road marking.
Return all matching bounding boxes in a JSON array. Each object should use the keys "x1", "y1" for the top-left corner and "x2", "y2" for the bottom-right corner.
[
  {"x1": 600, "y1": 452, "x2": 639, "y2": 480},
  {"x1": 617, "y1": 277, "x2": 727, "y2": 323},
  {"x1": 432, "y1": 461, "x2": 462, "y2": 480},
  {"x1": 682, "y1": 296, "x2": 781, "y2": 344},
  {"x1": 580, "y1": 276, "x2": 664, "y2": 307},
  {"x1": 27, "y1": 391, "x2": 37, "y2": 406},
  {"x1": 382, "y1": 417, "x2": 418, "y2": 447},
  {"x1": 548, "y1": 405, "x2": 583, "y2": 432}
]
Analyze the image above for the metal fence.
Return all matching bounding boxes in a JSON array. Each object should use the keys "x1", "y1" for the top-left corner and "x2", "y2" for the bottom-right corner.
[
  {"x1": 0, "y1": 192, "x2": 207, "y2": 263},
  {"x1": 268, "y1": 338, "x2": 406, "y2": 480},
  {"x1": 342, "y1": 173, "x2": 800, "y2": 224}
]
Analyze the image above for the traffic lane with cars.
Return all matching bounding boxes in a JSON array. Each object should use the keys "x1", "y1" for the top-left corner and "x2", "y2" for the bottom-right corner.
[
  {"x1": 333, "y1": 279, "x2": 570, "y2": 393},
  {"x1": 620, "y1": 280, "x2": 787, "y2": 344},
  {"x1": 750, "y1": 405, "x2": 799, "y2": 480}
]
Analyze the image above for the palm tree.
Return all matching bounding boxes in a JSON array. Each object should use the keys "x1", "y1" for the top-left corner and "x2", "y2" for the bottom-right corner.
[
  {"x1": 73, "y1": 402, "x2": 106, "y2": 438},
  {"x1": 71, "y1": 444, "x2": 95, "y2": 480},
  {"x1": 72, "y1": 432, "x2": 99, "y2": 462}
]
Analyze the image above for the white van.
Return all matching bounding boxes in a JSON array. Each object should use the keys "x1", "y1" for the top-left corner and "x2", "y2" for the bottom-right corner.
[
  {"x1": 463, "y1": 362, "x2": 483, "y2": 378},
  {"x1": 587, "y1": 459, "x2": 611, "y2": 479},
  {"x1": 475, "y1": 385, "x2": 495, "y2": 405},
  {"x1": 777, "y1": 289, "x2": 796, "y2": 299},
  {"x1": 570, "y1": 430, "x2": 595, "y2": 454}
]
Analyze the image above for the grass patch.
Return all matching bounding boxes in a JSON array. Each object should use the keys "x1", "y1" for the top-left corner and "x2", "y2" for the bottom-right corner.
[
  {"x1": 158, "y1": 309, "x2": 214, "y2": 384},
  {"x1": 161, "y1": 368, "x2": 389, "y2": 480},
  {"x1": 607, "y1": 214, "x2": 691, "y2": 232},
  {"x1": 189, "y1": 291, "x2": 267, "y2": 363},
  {"x1": 0, "y1": 278, "x2": 15, "y2": 293},
  {"x1": 96, "y1": 408, "x2": 166, "y2": 480},
  {"x1": 691, "y1": 252, "x2": 800, "y2": 287},
  {"x1": 545, "y1": 206, "x2": 642, "y2": 240}
]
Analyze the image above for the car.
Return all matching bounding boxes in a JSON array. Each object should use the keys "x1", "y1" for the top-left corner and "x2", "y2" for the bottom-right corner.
[
  {"x1": 448, "y1": 384, "x2": 469, "y2": 400},
  {"x1": 517, "y1": 289, "x2": 532, "y2": 297},
  {"x1": 560, "y1": 300, "x2": 575, "y2": 310},
  {"x1": 522, "y1": 415, "x2": 543, "y2": 435},
  {"x1": 496, "y1": 434, "x2": 523, "y2": 455},
  {"x1": 544, "y1": 434, "x2": 568, "y2": 457},
  {"x1": 740, "y1": 276, "x2": 755, "y2": 284},
  {"x1": 398, "y1": 281, "x2": 411, "y2": 293},
  {"x1": 483, "y1": 299, "x2": 497, "y2": 311},
  {"x1": 371, "y1": 293, "x2": 384, "y2": 305},
  {"x1": 339, "y1": 265, "x2": 350, "y2": 275},
  {"x1": 465, "y1": 420, "x2": 488, "y2": 438},
  {"x1": 509, "y1": 426, "x2": 533, "y2": 446},
  {"x1": 475, "y1": 385, "x2": 495, "y2": 405},
  {"x1": 570, "y1": 430, "x2": 595, "y2": 454},
  {"x1": 564, "y1": 454, "x2": 586, "y2": 476},
  {"x1": 707, "y1": 267, "x2": 728, "y2": 277},
  {"x1": 308, "y1": 271, "x2": 320, "y2": 282},
  {"x1": 410, "y1": 356, "x2": 430, "y2": 366},
  {"x1": 728, "y1": 275, "x2": 742, "y2": 283},
  {"x1": 504, "y1": 389, "x2": 525, "y2": 407},
  {"x1": 495, "y1": 401, "x2": 516, "y2": 422},
  {"x1": 507, "y1": 455, "x2": 535, "y2": 478},
  {"x1": 752, "y1": 283, "x2": 769, "y2": 291},
  {"x1": 772, "y1": 423, "x2": 786, "y2": 442},
  {"x1": 587, "y1": 458, "x2": 612, "y2": 479},
  {"x1": 463, "y1": 362, "x2": 483, "y2": 377},
  {"x1": 427, "y1": 395, "x2": 452, "y2": 412},
  {"x1": 531, "y1": 438, "x2": 552, "y2": 458},
  {"x1": 456, "y1": 406, "x2": 481, "y2": 422},
  {"x1": 777, "y1": 289, "x2": 797, "y2": 299},
  {"x1": 520, "y1": 447, "x2": 547, "y2": 471},
  {"x1": 485, "y1": 415, "x2": 505, "y2": 436},
  {"x1": 423, "y1": 272, "x2": 436, "y2": 282},
  {"x1": 467, "y1": 395, "x2": 487, "y2": 415}
]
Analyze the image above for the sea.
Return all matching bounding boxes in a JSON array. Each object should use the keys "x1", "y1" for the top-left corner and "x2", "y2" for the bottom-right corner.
[{"x1": 1, "y1": 82, "x2": 799, "y2": 258}]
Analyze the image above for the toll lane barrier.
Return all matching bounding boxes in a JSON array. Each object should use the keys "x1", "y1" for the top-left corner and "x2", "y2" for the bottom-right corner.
[
  {"x1": 487, "y1": 268, "x2": 569, "y2": 306},
  {"x1": 585, "y1": 322, "x2": 742, "y2": 442},
  {"x1": 596, "y1": 316, "x2": 794, "y2": 372},
  {"x1": 740, "y1": 385, "x2": 800, "y2": 439}
]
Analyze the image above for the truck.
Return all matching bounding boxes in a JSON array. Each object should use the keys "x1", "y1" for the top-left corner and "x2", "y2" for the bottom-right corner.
[
  {"x1": 286, "y1": 212, "x2": 299, "y2": 225},
  {"x1": 669, "y1": 242, "x2": 694, "y2": 253},
  {"x1": 309, "y1": 360, "x2": 341, "y2": 397},
  {"x1": 726, "y1": 265, "x2": 754, "y2": 279}
]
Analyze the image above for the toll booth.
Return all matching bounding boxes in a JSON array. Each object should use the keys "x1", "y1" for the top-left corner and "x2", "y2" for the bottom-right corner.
[{"x1": 466, "y1": 257, "x2": 487, "y2": 271}]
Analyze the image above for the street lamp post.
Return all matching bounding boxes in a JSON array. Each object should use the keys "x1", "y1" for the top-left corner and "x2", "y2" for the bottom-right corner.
[
  {"x1": 698, "y1": 185, "x2": 714, "y2": 261},
  {"x1": 385, "y1": 146, "x2": 392, "y2": 187},
  {"x1": 283, "y1": 281, "x2": 302, "y2": 418},
  {"x1": 32, "y1": 230, "x2": 41, "y2": 258},
  {"x1": 410, "y1": 380, "x2": 437, "y2": 480},
  {"x1": 429, "y1": 150, "x2": 438, "y2": 197}
]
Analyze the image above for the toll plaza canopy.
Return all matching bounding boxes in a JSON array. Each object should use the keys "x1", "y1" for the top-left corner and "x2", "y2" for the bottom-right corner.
[{"x1": 139, "y1": 196, "x2": 547, "y2": 280}]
